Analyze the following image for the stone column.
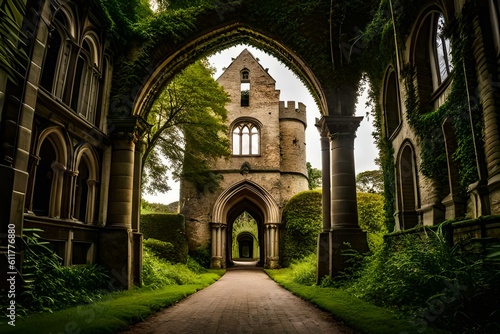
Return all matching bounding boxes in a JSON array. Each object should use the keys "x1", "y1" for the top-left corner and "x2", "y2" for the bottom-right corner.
[
  {"x1": 210, "y1": 222, "x2": 223, "y2": 268},
  {"x1": 315, "y1": 118, "x2": 332, "y2": 282},
  {"x1": 99, "y1": 116, "x2": 148, "y2": 289},
  {"x1": 265, "y1": 224, "x2": 279, "y2": 269},
  {"x1": 323, "y1": 115, "x2": 369, "y2": 276}
]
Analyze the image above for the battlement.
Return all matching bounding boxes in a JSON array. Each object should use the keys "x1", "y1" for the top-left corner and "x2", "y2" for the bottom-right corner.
[{"x1": 279, "y1": 101, "x2": 307, "y2": 127}]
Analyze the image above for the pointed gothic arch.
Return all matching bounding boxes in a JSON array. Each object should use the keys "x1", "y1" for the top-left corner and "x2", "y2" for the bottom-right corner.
[{"x1": 210, "y1": 180, "x2": 280, "y2": 268}]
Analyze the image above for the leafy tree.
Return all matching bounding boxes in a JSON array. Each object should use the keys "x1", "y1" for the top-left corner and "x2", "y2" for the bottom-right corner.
[
  {"x1": 357, "y1": 192, "x2": 386, "y2": 251},
  {"x1": 142, "y1": 60, "x2": 230, "y2": 195},
  {"x1": 306, "y1": 162, "x2": 322, "y2": 190},
  {"x1": 356, "y1": 169, "x2": 384, "y2": 193}
]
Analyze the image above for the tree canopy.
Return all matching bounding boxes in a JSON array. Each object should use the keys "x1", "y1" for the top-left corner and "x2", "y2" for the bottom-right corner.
[
  {"x1": 141, "y1": 60, "x2": 230, "y2": 195},
  {"x1": 306, "y1": 162, "x2": 322, "y2": 190},
  {"x1": 356, "y1": 170, "x2": 384, "y2": 194}
]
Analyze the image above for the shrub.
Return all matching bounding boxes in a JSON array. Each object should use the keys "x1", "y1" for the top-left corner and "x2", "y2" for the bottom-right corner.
[
  {"x1": 16, "y1": 229, "x2": 110, "y2": 314},
  {"x1": 189, "y1": 246, "x2": 212, "y2": 269},
  {"x1": 346, "y1": 230, "x2": 500, "y2": 332},
  {"x1": 357, "y1": 192, "x2": 387, "y2": 252},
  {"x1": 141, "y1": 213, "x2": 188, "y2": 263},
  {"x1": 143, "y1": 238, "x2": 175, "y2": 260},
  {"x1": 281, "y1": 189, "x2": 322, "y2": 267},
  {"x1": 289, "y1": 253, "x2": 317, "y2": 285},
  {"x1": 142, "y1": 244, "x2": 200, "y2": 289}
]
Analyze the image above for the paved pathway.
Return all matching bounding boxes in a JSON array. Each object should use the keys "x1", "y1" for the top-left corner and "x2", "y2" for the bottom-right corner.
[{"x1": 122, "y1": 263, "x2": 351, "y2": 334}]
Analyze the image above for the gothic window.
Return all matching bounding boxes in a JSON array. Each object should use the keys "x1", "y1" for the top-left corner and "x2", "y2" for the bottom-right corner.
[
  {"x1": 232, "y1": 121, "x2": 260, "y2": 155},
  {"x1": 31, "y1": 129, "x2": 68, "y2": 218},
  {"x1": 74, "y1": 159, "x2": 90, "y2": 222},
  {"x1": 32, "y1": 140, "x2": 56, "y2": 216},
  {"x1": 73, "y1": 146, "x2": 99, "y2": 224},
  {"x1": 383, "y1": 68, "x2": 401, "y2": 138},
  {"x1": 71, "y1": 38, "x2": 100, "y2": 125},
  {"x1": 432, "y1": 13, "x2": 453, "y2": 86},
  {"x1": 397, "y1": 142, "x2": 420, "y2": 230},
  {"x1": 241, "y1": 69, "x2": 250, "y2": 106},
  {"x1": 40, "y1": 11, "x2": 72, "y2": 99}
]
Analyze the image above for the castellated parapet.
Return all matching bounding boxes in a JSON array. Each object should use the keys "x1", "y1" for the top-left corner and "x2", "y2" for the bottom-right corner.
[{"x1": 279, "y1": 101, "x2": 307, "y2": 127}]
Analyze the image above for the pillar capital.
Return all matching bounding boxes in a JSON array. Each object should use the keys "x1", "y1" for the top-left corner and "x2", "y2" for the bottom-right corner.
[
  {"x1": 107, "y1": 115, "x2": 151, "y2": 142},
  {"x1": 316, "y1": 115, "x2": 363, "y2": 140}
]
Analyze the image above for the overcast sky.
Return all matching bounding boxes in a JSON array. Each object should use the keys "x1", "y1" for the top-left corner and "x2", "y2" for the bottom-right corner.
[{"x1": 144, "y1": 44, "x2": 379, "y2": 204}]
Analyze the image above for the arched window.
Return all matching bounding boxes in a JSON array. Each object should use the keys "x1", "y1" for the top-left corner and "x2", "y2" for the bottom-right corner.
[
  {"x1": 397, "y1": 143, "x2": 420, "y2": 230},
  {"x1": 433, "y1": 13, "x2": 453, "y2": 85},
  {"x1": 71, "y1": 37, "x2": 100, "y2": 125},
  {"x1": 383, "y1": 68, "x2": 401, "y2": 138},
  {"x1": 73, "y1": 146, "x2": 99, "y2": 224},
  {"x1": 240, "y1": 69, "x2": 250, "y2": 106},
  {"x1": 40, "y1": 10, "x2": 72, "y2": 99},
  {"x1": 31, "y1": 129, "x2": 68, "y2": 218},
  {"x1": 32, "y1": 140, "x2": 56, "y2": 216},
  {"x1": 74, "y1": 159, "x2": 90, "y2": 222},
  {"x1": 232, "y1": 121, "x2": 260, "y2": 155}
]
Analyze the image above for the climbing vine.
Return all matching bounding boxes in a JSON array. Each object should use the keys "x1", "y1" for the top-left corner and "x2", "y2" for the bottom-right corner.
[
  {"x1": 402, "y1": 2, "x2": 483, "y2": 198},
  {"x1": 362, "y1": 0, "x2": 485, "y2": 225}
]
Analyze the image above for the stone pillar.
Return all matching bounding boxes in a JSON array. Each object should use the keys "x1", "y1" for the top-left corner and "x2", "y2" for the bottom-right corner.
[
  {"x1": 322, "y1": 115, "x2": 369, "y2": 276},
  {"x1": 316, "y1": 118, "x2": 332, "y2": 282},
  {"x1": 99, "y1": 116, "x2": 148, "y2": 289},
  {"x1": 265, "y1": 224, "x2": 279, "y2": 269},
  {"x1": 210, "y1": 222, "x2": 223, "y2": 269}
]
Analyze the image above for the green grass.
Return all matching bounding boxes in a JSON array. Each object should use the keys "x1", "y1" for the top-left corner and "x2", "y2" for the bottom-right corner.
[
  {"x1": 1, "y1": 270, "x2": 224, "y2": 334},
  {"x1": 266, "y1": 268, "x2": 448, "y2": 334}
]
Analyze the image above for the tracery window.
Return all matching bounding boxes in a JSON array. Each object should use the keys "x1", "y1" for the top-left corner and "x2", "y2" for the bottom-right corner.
[
  {"x1": 232, "y1": 122, "x2": 260, "y2": 155},
  {"x1": 383, "y1": 68, "x2": 401, "y2": 138},
  {"x1": 71, "y1": 38, "x2": 100, "y2": 125},
  {"x1": 433, "y1": 13, "x2": 453, "y2": 85}
]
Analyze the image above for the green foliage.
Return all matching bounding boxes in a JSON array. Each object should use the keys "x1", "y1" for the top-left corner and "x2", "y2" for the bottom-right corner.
[
  {"x1": 401, "y1": 4, "x2": 483, "y2": 198},
  {"x1": 344, "y1": 229, "x2": 500, "y2": 333},
  {"x1": 306, "y1": 162, "x2": 322, "y2": 190},
  {"x1": 266, "y1": 267, "x2": 439, "y2": 334},
  {"x1": 4, "y1": 272, "x2": 224, "y2": 334},
  {"x1": 0, "y1": 0, "x2": 28, "y2": 83},
  {"x1": 141, "y1": 213, "x2": 188, "y2": 263},
  {"x1": 17, "y1": 229, "x2": 110, "y2": 315},
  {"x1": 357, "y1": 192, "x2": 387, "y2": 251},
  {"x1": 141, "y1": 244, "x2": 200, "y2": 289},
  {"x1": 231, "y1": 212, "x2": 259, "y2": 259},
  {"x1": 189, "y1": 246, "x2": 212, "y2": 269},
  {"x1": 281, "y1": 189, "x2": 322, "y2": 267},
  {"x1": 288, "y1": 253, "x2": 317, "y2": 285},
  {"x1": 143, "y1": 238, "x2": 175, "y2": 260},
  {"x1": 141, "y1": 198, "x2": 178, "y2": 214},
  {"x1": 356, "y1": 170, "x2": 384, "y2": 193},
  {"x1": 142, "y1": 60, "x2": 230, "y2": 195}
]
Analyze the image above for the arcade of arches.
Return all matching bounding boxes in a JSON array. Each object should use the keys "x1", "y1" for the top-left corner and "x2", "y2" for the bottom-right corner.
[{"x1": 1, "y1": 0, "x2": 500, "y2": 289}]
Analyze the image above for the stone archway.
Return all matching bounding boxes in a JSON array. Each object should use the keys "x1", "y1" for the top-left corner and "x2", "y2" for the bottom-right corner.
[
  {"x1": 210, "y1": 181, "x2": 280, "y2": 269},
  {"x1": 101, "y1": 3, "x2": 371, "y2": 286}
]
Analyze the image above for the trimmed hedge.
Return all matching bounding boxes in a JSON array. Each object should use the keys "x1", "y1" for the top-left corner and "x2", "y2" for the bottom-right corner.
[
  {"x1": 280, "y1": 190, "x2": 322, "y2": 267},
  {"x1": 141, "y1": 214, "x2": 188, "y2": 264}
]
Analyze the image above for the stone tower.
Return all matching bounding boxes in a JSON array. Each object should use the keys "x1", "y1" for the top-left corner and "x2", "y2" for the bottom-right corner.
[{"x1": 179, "y1": 49, "x2": 308, "y2": 268}]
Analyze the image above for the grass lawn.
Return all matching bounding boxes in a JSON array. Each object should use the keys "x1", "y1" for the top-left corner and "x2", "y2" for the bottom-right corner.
[
  {"x1": 1, "y1": 270, "x2": 224, "y2": 334},
  {"x1": 266, "y1": 268, "x2": 448, "y2": 334}
]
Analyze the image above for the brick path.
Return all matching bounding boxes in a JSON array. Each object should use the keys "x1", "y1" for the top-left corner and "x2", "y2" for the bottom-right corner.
[{"x1": 121, "y1": 264, "x2": 351, "y2": 334}]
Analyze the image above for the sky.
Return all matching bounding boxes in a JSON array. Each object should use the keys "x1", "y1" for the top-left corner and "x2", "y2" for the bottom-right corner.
[{"x1": 143, "y1": 44, "x2": 379, "y2": 204}]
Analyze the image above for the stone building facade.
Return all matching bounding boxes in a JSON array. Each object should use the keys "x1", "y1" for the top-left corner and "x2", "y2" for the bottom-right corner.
[
  {"x1": 180, "y1": 49, "x2": 309, "y2": 268},
  {"x1": 1, "y1": 0, "x2": 500, "y2": 290}
]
